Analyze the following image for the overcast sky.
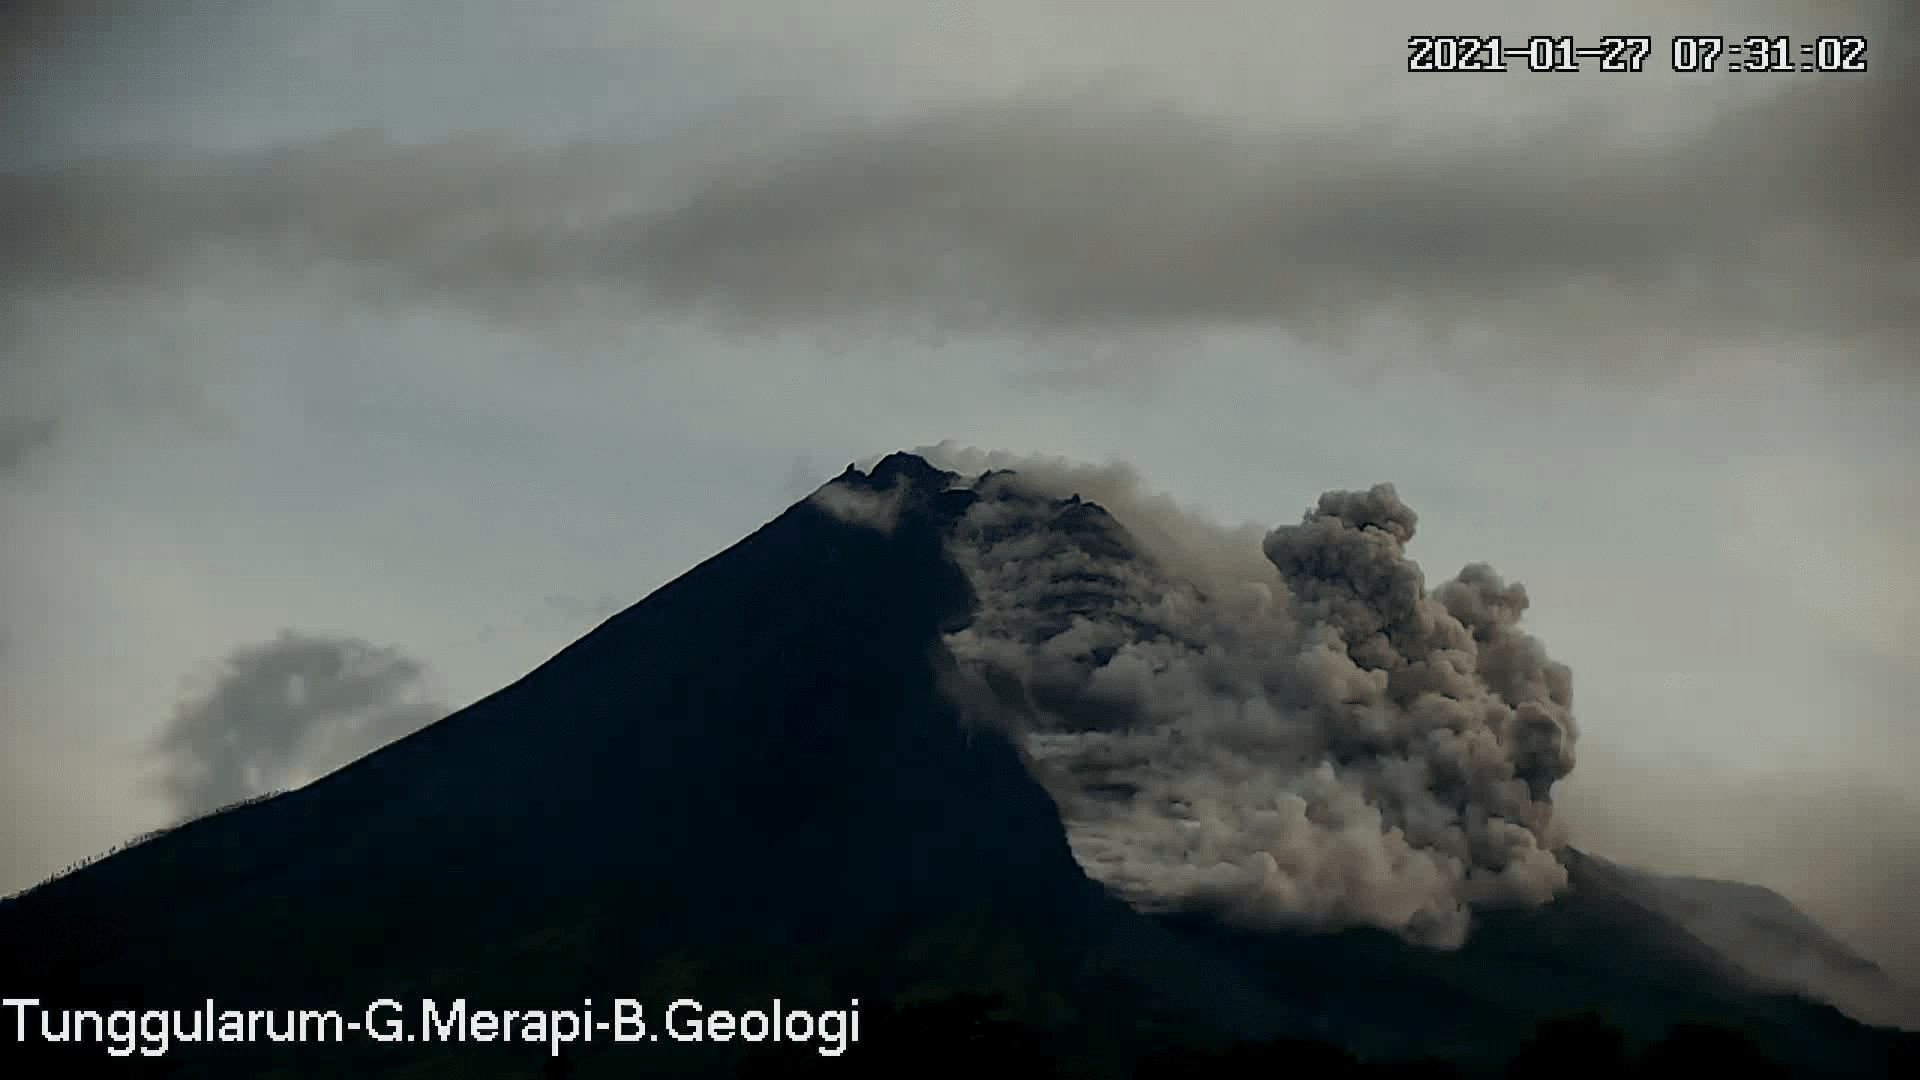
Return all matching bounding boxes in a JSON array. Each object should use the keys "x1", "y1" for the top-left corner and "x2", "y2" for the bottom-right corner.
[{"x1": 2, "y1": 0, "x2": 1915, "y2": 984}]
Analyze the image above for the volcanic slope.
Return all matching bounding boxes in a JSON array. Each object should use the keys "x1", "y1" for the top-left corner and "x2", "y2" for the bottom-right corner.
[
  {"x1": 2, "y1": 452, "x2": 1910, "y2": 1076},
  {"x1": 0, "y1": 454, "x2": 1294, "y2": 1076}
]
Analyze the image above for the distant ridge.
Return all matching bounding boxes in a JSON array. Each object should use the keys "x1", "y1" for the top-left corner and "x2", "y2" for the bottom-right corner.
[{"x1": 1570, "y1": 847, "x2": 1920, "y2": 1031}]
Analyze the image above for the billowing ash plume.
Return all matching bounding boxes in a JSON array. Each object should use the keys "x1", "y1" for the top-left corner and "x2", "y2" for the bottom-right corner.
[
  {"x1": 923, "y1": 446, "x2": 1575, "y2": 948},
  {"x1": 149, "y1": 630, "x2": 445, "y2": 821},
  {"x1": 808, "y1": 463, "x2": 912, "y2": 535}
]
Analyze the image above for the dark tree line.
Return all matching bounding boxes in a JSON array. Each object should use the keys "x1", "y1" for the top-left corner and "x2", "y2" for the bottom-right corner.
[
  {"x1": 717, "y1": 994, "x2": 1908, "y2": 1078},
  {"x1": 5, "y1": 790, "x2": 290, "y2": 901}
]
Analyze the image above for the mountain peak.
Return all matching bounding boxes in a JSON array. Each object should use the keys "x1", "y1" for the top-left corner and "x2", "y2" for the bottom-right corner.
[
  {"x1": 865, "y1": 450, "x2": 959, "y2": 491},
  {"x1": 1, "y1": 448, "x2": 1290, "y2": 1070},
  {"x1": 1567, "y1": 847, "x2": 1920, "y2": 1030},
  {"x1": 4, "y1": 449, "x2": 1910, "y2": 1075}
]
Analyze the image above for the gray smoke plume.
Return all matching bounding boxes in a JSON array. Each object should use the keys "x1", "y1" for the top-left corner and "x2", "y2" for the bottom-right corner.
[
  {"x1": 149, "y1": 630, "x2": 445, "y2": 819},
  {"x1": 925, "y1": 445, "x2": 1574, "y2": 948},
  {"x1": 808, "y1": 465, "x2": 913, "y2": 535}
]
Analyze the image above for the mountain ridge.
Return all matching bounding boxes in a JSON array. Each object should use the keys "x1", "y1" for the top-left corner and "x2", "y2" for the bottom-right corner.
[
  {"x1": 1568, "y1": 846, "x2": 1920, "y2": 1032},
  {"x1": 3, "y1": 451, "x2": 1912, "y2": 1076}
]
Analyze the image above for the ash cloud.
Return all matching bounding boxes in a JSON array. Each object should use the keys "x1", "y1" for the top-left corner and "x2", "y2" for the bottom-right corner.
[
  {"x1": 925, "y1": 445, "x2": 1574, "y2": 947},
  {"x1": 148, "y1": 630, "x2": 445, "y2": 819},
  {"x1": 807, "y1": 468, "x2": 915, "y2": 535}
]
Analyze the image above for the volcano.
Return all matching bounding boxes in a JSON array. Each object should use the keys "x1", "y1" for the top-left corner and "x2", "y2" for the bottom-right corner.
[{"x1": 2, "y1": 451, "x2": 1912, "y2": 1077}]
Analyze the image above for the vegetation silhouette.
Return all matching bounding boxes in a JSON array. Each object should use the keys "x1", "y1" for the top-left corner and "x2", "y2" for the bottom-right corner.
[
  {"x1": 1503, "y1": 1010, "x2": 1628, "y2": 1078},
  {"x1": 726, "y1": 993, "x2": 1856, "y2": 1078},
  {"x1": 1637, "y1": 1020, "x2": 1793, "y2": 1079},
  {"x1": 730, "y1": 991, "x2": 1057, "y2": 1077},
  {"x1": 3, "y1": 789, "x2": 290, "y2": 900}
]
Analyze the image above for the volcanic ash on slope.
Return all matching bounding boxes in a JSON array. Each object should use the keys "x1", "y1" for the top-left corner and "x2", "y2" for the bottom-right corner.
[{"x1": 909, "y1": 449, "x2": 1577, "y2": 949}]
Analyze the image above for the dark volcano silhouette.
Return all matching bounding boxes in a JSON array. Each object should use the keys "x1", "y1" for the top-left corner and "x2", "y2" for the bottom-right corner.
[{"x1": 2, "y1": 453, "x2": 1912, "y2": 1077}]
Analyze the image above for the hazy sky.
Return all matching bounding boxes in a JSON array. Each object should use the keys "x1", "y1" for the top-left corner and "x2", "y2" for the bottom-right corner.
[{"x1": 2, "y1": 0, "x2": 1914, "y2": 984}]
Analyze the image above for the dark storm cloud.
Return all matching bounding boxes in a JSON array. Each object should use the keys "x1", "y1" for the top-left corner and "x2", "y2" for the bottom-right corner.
[
  {"x1": 622, "y1": 67, "x2": 1915, "y2": 375},
  {"x1": 1, "y1": 0, "x2": 274, "y2": 161},
  {"x1": 0, "y1": 0, "x2": 96, "y2": 95},
  {"x1": 148, "y1": 630, "x2": 444, "y2": 819},
  {"x1": 0, "y1": 415, "x2": 58, "y2": 474},
  {"x1": 0, "y1": 131, "x2": 655, "y2": 308},
  {"x1": 0, "y1": 128, "x2": 657, "y2": 471},
  {"x1": 2, "y1": 17, "x2": 1913, "y2": 381}
]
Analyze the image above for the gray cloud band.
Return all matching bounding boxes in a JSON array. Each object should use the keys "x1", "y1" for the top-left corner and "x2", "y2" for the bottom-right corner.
[{"x1": 3, "y1": 39, "x2": 1913, "y2": 385}]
